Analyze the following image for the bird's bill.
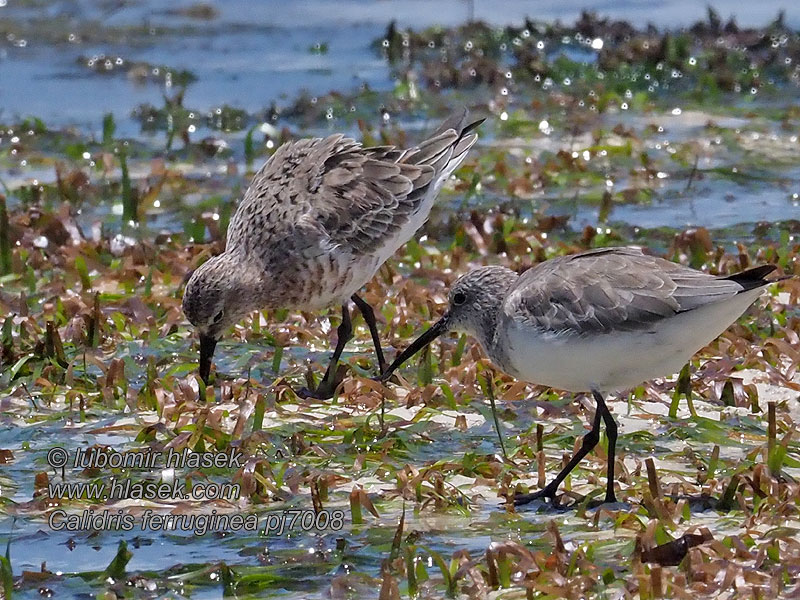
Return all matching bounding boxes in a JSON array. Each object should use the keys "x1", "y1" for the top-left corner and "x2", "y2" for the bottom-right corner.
[
  {"x1": 380, "y1": 314, "x2": 450, "y2": 381},
  {"x1": 199, "y1": 334, "x2": 218, "y2": 385}
]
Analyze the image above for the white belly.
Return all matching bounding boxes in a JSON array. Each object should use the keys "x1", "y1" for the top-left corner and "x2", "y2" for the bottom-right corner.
[{"x1": 498, "y1": 288, "x2": 764, "y2": 393}]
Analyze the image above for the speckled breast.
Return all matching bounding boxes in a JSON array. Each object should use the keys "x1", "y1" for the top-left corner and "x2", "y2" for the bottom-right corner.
[{"x1": 265, "y1": 250, "x2": 382, "y2": 311}]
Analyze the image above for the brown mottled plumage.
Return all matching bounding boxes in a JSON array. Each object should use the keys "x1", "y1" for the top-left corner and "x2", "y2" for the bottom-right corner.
[{"x1": 183, "y1": 109, "x2": 483, "y2": 395}]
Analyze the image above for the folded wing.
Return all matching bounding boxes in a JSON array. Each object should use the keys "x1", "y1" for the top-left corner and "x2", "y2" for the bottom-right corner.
[{"x1": 505, "y1": 247, "x2": 775, "y2": 335}]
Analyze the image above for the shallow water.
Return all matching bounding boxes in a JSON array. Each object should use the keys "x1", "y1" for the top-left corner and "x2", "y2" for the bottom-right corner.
[
  {"x1": 3, "y1": 0, "x2": 799, "y2": 235},
  {"x1": 2, "y1": 0, "x2": 799, "y2": 132},
  {"x1": 1, "y1": 2, "x2": 799, "y2": 598}
]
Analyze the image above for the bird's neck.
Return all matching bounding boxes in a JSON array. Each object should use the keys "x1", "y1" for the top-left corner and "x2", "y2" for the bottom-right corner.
[
  {"x1": 220, "y1": 251, "x2": 274, "y2": 313},
  {"x1": 471, "y1": 268, "x2": 518, "y2": 355}
]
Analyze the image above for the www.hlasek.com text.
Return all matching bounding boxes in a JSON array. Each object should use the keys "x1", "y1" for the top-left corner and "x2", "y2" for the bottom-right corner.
[
  {"x1": 48, "y1": 508, "x2": 346, "y2": 536},
  {"x1": 49, "y1": 477, "x2": 241, "y2": 501}
]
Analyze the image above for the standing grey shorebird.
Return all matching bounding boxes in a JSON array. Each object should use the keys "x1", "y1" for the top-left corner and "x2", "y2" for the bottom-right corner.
[
  {"x1": 379, "y1": 246, "x2": 786, "y2": 506},
  {"x1": 182, "y1": 110, "x2": 483, "y2": 398}
]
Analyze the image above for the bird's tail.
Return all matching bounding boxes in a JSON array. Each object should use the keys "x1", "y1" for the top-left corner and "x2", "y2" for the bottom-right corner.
[
  {"x1": 723, "y1": 264, "x2": 790, "y2": 292},
  {"x1": 403, "y1": 108, "x2": 484, "y2": 194}
]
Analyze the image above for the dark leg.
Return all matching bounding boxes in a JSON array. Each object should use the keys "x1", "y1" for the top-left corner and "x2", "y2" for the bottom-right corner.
[
  {"x1": 298, "y1": 304, "x2": 353, "y2": 400},
  {"x1": 514, "y1": 394, "x2": 603, "y2": 506},
  {"x1": 593, "y1": 390, "x2": 618, "y2": 503},
  {"x1": 351, "y1": 294, "x2": 387, "y2": 373}
]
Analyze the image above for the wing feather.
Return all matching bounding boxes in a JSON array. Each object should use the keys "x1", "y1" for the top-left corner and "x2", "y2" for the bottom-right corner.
[
  {"x1": 226, "y1": 111, "x2": 481, "y2": 257},
  {"x1": 505, "y1": 247, "x2": 760, "y2": 335}
]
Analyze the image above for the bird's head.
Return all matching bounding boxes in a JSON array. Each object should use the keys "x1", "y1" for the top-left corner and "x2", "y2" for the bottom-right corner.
[
  {"x1": 443, "y1": 266, "x2": 518, "y2": 339},
  {"x1": 182, "y1": 253, "x2": 261, "y2": 383},
  {"x1": 380, "y1": 266, "x2": 518, "y2": 379}
]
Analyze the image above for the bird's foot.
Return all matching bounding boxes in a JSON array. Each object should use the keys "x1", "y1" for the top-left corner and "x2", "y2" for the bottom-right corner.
[
  {"x1": 295, "y1": 376, "x2": 340, "y2": 400},
  {"x1": 512, "y1": 489, "x2": 592, "y2": 513},
  {"x1": 295, "y1": 385, "x2": 335, "y2": 400},
  {"x1": 295, "y1": 365, "x2": 347, "y2": 400},
  {"x1": 512, "y1": 486, "x2": 559, "y2": 507},
  {"x1": 585, "y1": 492, "x2": 627, "y2": 511},
  {"x1": 374, "y1": 374, "x2": 401, "y2": 388}
]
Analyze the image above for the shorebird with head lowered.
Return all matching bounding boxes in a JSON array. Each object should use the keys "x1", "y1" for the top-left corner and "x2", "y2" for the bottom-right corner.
[
  {"x1": 379, "y1": 246, "x2": 786, "y2": 506},
  {"x1": 182, "y1": 110, "x2": 483, "y2": 398}
]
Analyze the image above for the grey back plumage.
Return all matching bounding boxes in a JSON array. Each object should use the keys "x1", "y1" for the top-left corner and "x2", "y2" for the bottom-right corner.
[
  {"x1": 225, "y1": 110, "x2": 482, "y2": 259},
  {"x1": 505, "y1": 247, "x2": 775, "y2": 336}
]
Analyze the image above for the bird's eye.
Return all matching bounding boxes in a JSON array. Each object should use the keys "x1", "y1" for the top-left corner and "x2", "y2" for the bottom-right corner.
[
  {"x1": 213, "y1": 310, "x2": 224, "y2": 324},
  {"x1": 452, "y1": 291, "x2": 467, "y2": 306}
]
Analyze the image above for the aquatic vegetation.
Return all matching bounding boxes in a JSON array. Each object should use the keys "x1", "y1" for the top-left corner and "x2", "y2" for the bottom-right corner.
[
  {"x1": 377, "y1": 9, "x2": 800, "y2": 106},
  {"x1": 0, "y1": 7, "x2": 799, "y2": 600},
  {"x1": 78, "y1": 54, "x2": 197, "y2": 88},
  {"x1": 1, "y1": 156, "x2": 798, "y2": 597}
]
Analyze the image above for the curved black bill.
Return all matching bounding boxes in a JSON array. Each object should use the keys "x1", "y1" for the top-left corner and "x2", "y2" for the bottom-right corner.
[
  {"x1": 380, "y1": 315, "x2": 450, "y2": 381},
  {"x1": 199, "y1": 334, "x2": 218, "y2": 385}
]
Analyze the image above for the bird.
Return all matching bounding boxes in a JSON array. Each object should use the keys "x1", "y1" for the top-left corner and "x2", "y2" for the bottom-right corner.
[
  {"x1": 182, "y1": 110, "x2": 483, "y2": 398},
  {"x1": 379, "y1": 246, "x2": 786, "y2": 506}
]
